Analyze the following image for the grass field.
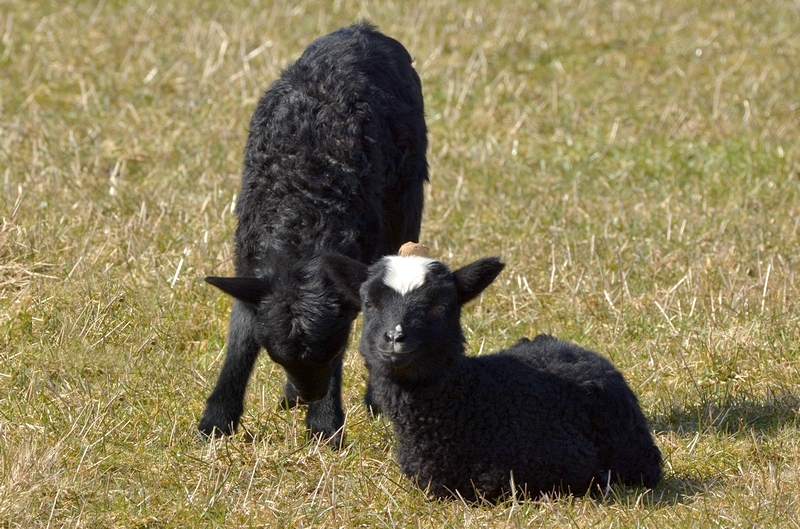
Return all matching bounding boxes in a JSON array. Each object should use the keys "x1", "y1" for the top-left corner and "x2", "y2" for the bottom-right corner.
[{"x1": 2, "y1": 0, "x2": 799, "y2": 526}]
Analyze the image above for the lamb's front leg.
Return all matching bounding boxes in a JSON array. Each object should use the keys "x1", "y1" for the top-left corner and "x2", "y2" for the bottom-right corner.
[
  {"x1": 198, "y1": 300, "x2": 261, "y2": 437},
  {"x1": 305, "y1": 357, "x2": 346, "y2": 448},
  {"x1": 363, "y1": 375, "x2": 383, "y2": 417}
]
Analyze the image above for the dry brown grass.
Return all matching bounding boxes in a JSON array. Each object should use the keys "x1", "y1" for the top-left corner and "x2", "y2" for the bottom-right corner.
[{"x1": 2, "y1": 0, "x2": 799, "y2": 526}]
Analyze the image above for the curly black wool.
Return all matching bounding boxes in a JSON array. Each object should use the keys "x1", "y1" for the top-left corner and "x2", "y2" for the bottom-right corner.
[
  {"x1": 322, "y1": 255, "x2": 662, "y2": 501},
  {"x1": 200, "y1": 22, "x2": 427, "y2": 447}
]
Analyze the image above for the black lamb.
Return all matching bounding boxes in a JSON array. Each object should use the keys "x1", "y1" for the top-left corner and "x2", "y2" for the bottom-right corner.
[
  {"x1": 322, "y1": 253, "x2": 663, "y2": 501},
  {"x1": 200, "y1": 22, "x2": 428, "y2": 446}
]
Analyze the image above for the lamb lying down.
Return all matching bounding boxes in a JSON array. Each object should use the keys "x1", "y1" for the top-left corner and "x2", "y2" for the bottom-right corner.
[{"x1": 322, "y1": 252, "x2": 662, "y2": 502}]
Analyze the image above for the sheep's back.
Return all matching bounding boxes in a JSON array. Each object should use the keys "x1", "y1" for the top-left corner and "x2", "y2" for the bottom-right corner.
[{"x1": 234, "y1": 23, "x2": 426, "y2": 275}]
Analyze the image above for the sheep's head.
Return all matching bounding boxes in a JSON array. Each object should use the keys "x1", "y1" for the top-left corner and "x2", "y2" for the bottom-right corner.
[
  {"x1": 205, "y1": 257, "x2": 360, "y2": 402},
  {"x1": 323, "y1": 251, "x2": 505, "y2": 381}
]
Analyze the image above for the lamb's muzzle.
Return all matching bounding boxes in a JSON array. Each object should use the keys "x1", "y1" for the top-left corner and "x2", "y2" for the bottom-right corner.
[{"x1": 386, "y1": 324, "x2": 406, "y2": 350}]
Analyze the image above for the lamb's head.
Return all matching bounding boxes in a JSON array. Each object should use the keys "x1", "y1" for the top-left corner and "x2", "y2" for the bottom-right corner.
[
  {"x1": 205, "y1": 257, "x2": 360, "y2": 402},
  {"x1": 323, "y1": 253, "x2": 505, "y2": 381}
]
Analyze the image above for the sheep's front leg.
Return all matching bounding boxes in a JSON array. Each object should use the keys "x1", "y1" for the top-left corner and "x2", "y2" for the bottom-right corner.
[
  {"x1": 305, "y1": 358, "x2": 346, "y2": 448},
  {"x1": 198, "y1": 300, "x2": 261, "y2": 437}
]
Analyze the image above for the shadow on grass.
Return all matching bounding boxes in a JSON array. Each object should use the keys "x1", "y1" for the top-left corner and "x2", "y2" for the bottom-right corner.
[
  {"x1": 482, "y1": 472, "x2": 712, "y2": 511},
  {"x1": 652, "y1": 391, "x2": 799, "y2": 436},
  {"x1": 598, "y1": 472, "x2": 712, "y2": 509}
]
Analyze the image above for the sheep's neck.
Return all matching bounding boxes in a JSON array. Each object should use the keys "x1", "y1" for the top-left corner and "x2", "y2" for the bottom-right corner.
[{"x1": 243, "y1": 240, "x2": 365, "y2": 277}]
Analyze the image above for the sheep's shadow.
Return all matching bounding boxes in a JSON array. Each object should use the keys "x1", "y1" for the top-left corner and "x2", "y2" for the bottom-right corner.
[
  {"x1": 597, "y1": 472, "x2": 712, "y2": 508},
  {"x1": 651, "y1": 391, "x2": 799, "y2": 436}
]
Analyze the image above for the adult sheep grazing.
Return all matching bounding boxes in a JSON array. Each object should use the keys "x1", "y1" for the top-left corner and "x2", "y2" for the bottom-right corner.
[
  {"x1": 322, "y1": 253, "x2": 662, "y2": 501},
  {"x1": 200, "y1": 22, "x2": 428, "y2": 447}
]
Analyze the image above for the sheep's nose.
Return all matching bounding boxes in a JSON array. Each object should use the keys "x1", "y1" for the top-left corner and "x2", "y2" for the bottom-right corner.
[{"x1": 385, "y1": 324, "x2": 405, "y2": 344}]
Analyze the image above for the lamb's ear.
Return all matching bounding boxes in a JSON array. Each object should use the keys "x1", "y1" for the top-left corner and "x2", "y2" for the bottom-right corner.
[
  {"x1": 320, "y1": 254, "x2": 369, "y2": 307},
  {"x1": 453, "y1": 257, "x2": 505, "y2": 305},
  {"x1": 205, "y1": 276, "x2": 271, "y2": 306}
]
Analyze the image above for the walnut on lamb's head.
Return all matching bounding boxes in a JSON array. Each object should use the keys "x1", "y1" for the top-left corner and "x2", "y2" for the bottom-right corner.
[{"x1": 397, "y1": 241, "x2": 430, "y2": 258}]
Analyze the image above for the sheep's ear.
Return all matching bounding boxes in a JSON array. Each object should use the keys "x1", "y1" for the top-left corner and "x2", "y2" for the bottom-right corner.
[
  {"x1": 453, "y1": 257, "x2": 505, "y2": 305},
  {"x1": 320, "y1": 254, "x2": 369, "y2": 307},
  {"x1": 205, "y1": 276, "x2": 271, "y2": 306}
]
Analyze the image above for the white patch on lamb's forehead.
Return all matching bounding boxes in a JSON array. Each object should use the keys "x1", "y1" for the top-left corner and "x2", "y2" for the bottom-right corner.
[{"x1": 382, "y1": 255, "x2": 437, "y2": 295}]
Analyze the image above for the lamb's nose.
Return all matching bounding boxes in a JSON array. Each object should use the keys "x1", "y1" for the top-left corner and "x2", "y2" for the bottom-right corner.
[{"x1": 385, "y1": 324, "x2": 405, "y2": 344}]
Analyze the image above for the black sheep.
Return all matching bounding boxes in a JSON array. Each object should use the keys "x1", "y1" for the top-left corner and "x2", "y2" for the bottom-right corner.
[
  {"x1": 200, "y1": 22, "x2": 427, "y2": 446},
  {"x1": 322, "y1": 254, "x2": 662, "y2": 501}
]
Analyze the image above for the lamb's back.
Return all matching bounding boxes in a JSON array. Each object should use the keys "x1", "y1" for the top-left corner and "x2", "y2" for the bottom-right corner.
[
  {"x1": 504, "y1": 335, "x2": 629, "y2": 394},
  {"x1": 391, "y1": 334, "x2": 661, "y2": 500},
  {"x1": 393, "y1": 349, "x2": 602, "y2": 500},
  {"x1": 506, "y1": 334, "x2": 663, "y2": 488}
]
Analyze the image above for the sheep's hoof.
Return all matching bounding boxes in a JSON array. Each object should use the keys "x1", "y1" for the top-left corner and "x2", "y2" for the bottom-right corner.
[
  {"x1": 196, "y1": 426, "x2": 228, "y2": 442},
  {"x1": 310, "y1": 427, "x2": 346, "y2": 449},
  {"x1": 197, "y1": 404, "x2": 238, "y2": 439},
  {"x1": 306, "y1": 406, "x2": 346, "y2": 449}
]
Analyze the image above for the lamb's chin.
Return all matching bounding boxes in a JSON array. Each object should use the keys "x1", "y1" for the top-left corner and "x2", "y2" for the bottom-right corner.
[{"x1": 375, "y1": 348, "x2": 418, "y2": 369}]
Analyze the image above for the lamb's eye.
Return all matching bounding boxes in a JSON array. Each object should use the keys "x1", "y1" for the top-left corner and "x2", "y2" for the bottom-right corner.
[
  {"x1": 430, "y1": 304, "x2": 446, "y2": 316},
  {"x1": 363, "y1": 300, "x2": 374, "y2": 311}
]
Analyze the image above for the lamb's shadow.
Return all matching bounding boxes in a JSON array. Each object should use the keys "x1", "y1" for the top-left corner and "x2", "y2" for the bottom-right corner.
[
  {"x1": 652, "y1": 391, "x2": 799, "y2": 436},
  {"x1": 565, "y1": 393, "x2": 799, "y2": 508},
  {"x1": 485, "y1": 472, "x2": 712, "y2": 510},
  {"x1": 604, "y1": 391, "x2": 800, "y2": 507}
]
